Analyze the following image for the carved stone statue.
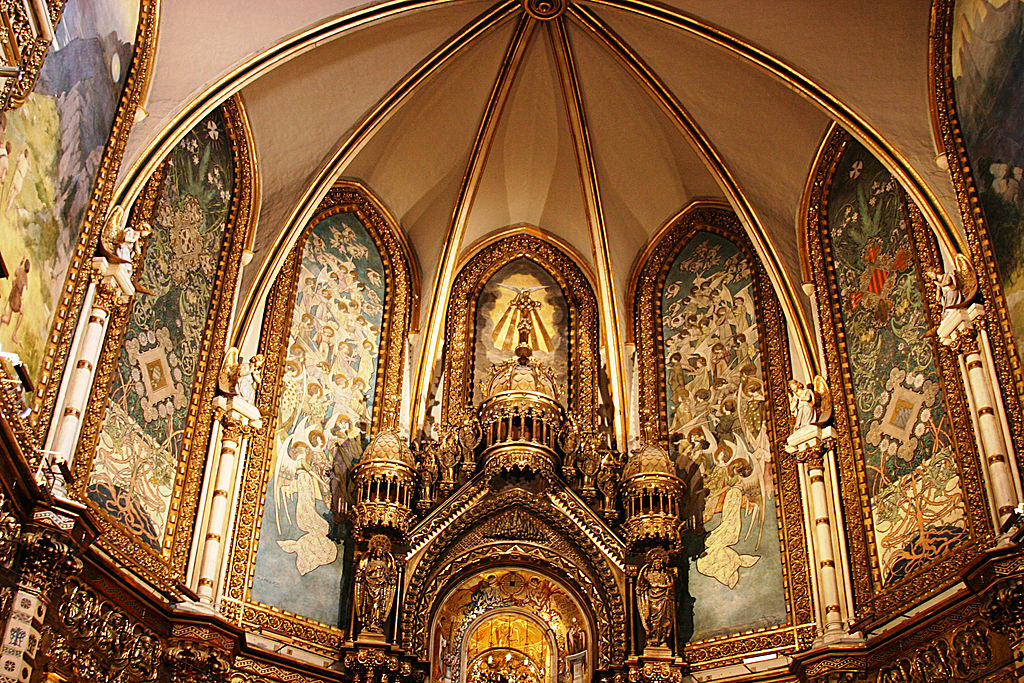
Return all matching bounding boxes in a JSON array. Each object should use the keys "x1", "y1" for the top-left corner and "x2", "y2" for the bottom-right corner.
[
  {"x1": 596, "y1": 451, "x2": 622, "y2": 518},
  {"x1": 788, "y1": 376, "x2": 831, "y2": 431},
  {"x1": 218, "y1": 347, "x2": 265, "y2": 405},
  {"x1": 927, "y1": 254, "x2": 976, "y2": 314},
  {"x1": 354, "y1": 535, "x2": 398, "y2": 636},
  {"x1": 636, "y1": 548, "x2": 674, "y2": 649},
  {"x1": 98, "y1": 205, "x2": 150, "y2": 276},
  {"x1": 417, "y1": 444, "x2": 439, "y2": 506}
]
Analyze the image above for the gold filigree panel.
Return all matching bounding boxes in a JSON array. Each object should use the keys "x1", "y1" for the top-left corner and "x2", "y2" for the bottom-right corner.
[
  {"x1": 221, "y1": 181, "x2": 414, "y2": 653},
  {"x1": 630, "y1": 204, "x2": 813, "y2": 666},
  {"x1": 805, "y1": 128, "x2": 992, "y2": 628},
  {"x1": 929, "y1": 0, "x2": 1024, "y2": 486},
  {"x1": 31, "y1": 0, "x2": 159, "y2": 444},
  {"x1": 440, "y1": 233, "x2": 600, "y2": 432},
  {"x1": 70, "y1": 96, "x2": 256, "y2": 594}
]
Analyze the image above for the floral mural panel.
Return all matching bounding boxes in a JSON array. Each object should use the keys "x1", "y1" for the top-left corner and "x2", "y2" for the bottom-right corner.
[
  {"x1": 473, "y1": 259, "x2": 569, "y2": 404},
  {"x1": 431, "y1": 568, "x2": 586, "y2": 683},
  {"x1": 827, "y1": 142, "x2": 967, "y2": 584},
  {"x1": 661, "y1": 230, "x2": 787, "y2": 640},
  {"x1": 250, "y1": 212, "x2": 385, "y2": 626},
  {"x1": 953, "y1": 0, "x2": 1024, "y2": 354},
  {"x1": 87, "y1": 108, "x2": 234, "y2": 551},
  {"x1": 0, "y1": 0, "x2": 140, "y2": 380}
]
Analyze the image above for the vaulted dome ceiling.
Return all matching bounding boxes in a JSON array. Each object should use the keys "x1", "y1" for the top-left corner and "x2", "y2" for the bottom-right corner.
[{"x1": 115, "y1": 0, "x2": 960, "y2": 358}]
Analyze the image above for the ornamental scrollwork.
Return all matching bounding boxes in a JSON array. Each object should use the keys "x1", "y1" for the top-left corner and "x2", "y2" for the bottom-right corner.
[{"x1": 0, "y1": 0, "x2": 66, "y2": 110}]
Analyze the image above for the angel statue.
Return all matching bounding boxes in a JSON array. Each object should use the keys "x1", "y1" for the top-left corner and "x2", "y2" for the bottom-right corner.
[
  {"x1": 636, "y1": 548, "x2": 675, "y2": 649},
  {"x1": 927, "y1": 254, "x2": 977, "y2": 315},
  {"x1": 788, "y1": 375, "x2": 831, "y2": 431},
  {"x1": 98, "y1": 205, "x2": 151, "y2": 276},
  {"x1": 354, "y1": 534, "x2": 398, "y2": 636},
  {"x1": 218, "y1": 347, "x2": 265, "y2": 405}
]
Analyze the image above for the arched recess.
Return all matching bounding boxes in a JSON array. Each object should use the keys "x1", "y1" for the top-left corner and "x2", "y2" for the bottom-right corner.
[
  {"x1": 630, "y1": 203, "x2": 813, "y2": 662},
  {"x1": 402, "y1": 488, "x2": 626, "y2": 670},
  {"x1": 220, "y1": 180, "x2": 415, "y2": 655},
  {"x1": 438, "y1": 231, "x2": 601, "y2": 437},
  {"x1": 929, "y1": 0, "x2": 1024, "y2": 483},
  {"x1": 69, "y1": 96, "x2": 256, "y2": 591},
  {"x1": 804, "y1": 128, "x2": 991, "y2": 628}
]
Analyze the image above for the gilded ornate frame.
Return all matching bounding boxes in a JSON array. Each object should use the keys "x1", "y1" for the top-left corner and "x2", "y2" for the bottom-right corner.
[
  {"x1": 929, "y1": 0, "x2": 1024, "y2": 479},
  {"x1": 31, "y1": 0, "x2": 160, "y2": 443},
  {"x1": 439, "y1": 232, "x2": 600, "y2": 432},
  {"x1": 69, "y1": 96, "x2": 256, "y2": 594},
  {"x1": 805, "y1": 128, "x2": 992, "y2": 628},
  {"x1": 630, "y1": 203, "x2": 814, "y2": 668},
  {"x1": 401, "y1": 487, "x2": 627, "y2": 670},
  {"x1": 220, "y1": 181, "x2": 415, "y2": 654}
]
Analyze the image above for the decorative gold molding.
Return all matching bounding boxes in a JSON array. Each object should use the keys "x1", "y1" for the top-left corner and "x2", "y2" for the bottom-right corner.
[
  {"x1": 221, "y1": 181, "x2": 414, "y2": 653},
  {"x1": 68, "y1": 95, "x2": 256, "y2": 594},
  {"x1": 804, "y1": 128, "x2": 993, "y2": 629},
  {"x1": 630, "y1": 204, "x2": 813, "y2": 667},
  {"x1": 32, "y1": 0, "x2": 161, "y2": 444},
  {"x1": 0, "y1": 0, "x2": 66, "y2": 110},
  {"x1": 439, "y1": 232, "x2": 601, "y2": 434},
  {"x1": 928, "y1": 0, "x2": 1024, "y2": 487}
]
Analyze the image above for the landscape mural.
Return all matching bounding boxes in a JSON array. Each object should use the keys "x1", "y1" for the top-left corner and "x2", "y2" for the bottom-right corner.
[
  {"x1": 826, "y1": 142, "x2": 967, "y2": 585},
  {"x1": 473, "y1": 258, "x2": 569, "y2": 404},
  {"x1": 88, "y1": 107, "x2": 234, "y2": 550},
  {"x1": 250, "y1": 212, "x2": 385, "y2": 626},
  {"x1": 953, "y1": 0, "x2": 1024, "y2": 354},
  {"x1": 660, "y1": 230, "x2": 786, "y2": 640},
  {"x1": 0, "y1": 0, "x2": 140, "y2": 380}
]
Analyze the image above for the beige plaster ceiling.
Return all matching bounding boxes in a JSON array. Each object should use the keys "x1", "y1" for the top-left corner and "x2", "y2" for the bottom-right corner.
[{"x1": 118, "y1": 0, "x2": 959, "y2": 391}]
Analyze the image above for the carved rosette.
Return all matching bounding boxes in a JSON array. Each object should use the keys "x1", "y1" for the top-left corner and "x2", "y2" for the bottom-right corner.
[{"x1": 353, "y1": 432, "x2": 416, "y2": 540}]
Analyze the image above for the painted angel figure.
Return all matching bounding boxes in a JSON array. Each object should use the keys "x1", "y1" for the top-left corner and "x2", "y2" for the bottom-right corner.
[
  {"x1": 636, "y1": 548, "x2": 674, "y2": 648},
  {"x1": 354, "y1": 534, "x2": 398, "y2": 635}
]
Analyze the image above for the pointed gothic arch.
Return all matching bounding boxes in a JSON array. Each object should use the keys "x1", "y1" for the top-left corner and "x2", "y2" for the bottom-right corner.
[
  {"x1": 69, "y1": 95, "x2": 257, "y2": 590},
  {"x1": 803, "y1": 128, "x2": 991, "y2": 628},
  {"x1": 221, "y1": 180, "x2": 416, "y2": 653},
  {"x1": 629, "y1": 203, "x2": 813, "y2": 661}
]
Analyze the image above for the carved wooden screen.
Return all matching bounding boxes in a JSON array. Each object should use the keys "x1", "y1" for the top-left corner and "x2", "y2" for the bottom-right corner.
[
  {"x1": 805, "y1": 129, "x2": 991, "y2": 627},
  {"x1": 72, "y1": 97, "x2": 256, "y2": 592},
  {"x1": 631, "y1": 204, "x2": 812, "y2": 668},
  {"x1": 222, "y1": 181, "x2": 414, "y2": 655}
]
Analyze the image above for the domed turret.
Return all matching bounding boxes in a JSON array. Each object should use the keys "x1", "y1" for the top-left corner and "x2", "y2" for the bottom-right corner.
[
  {"x1": 477, "y1": 293, "x2": 565, "y2": 479},
  {"x1": 621, "y1": 443, "x2": 684, "y2": 549},
  {"x1": 353, "y1": 430, "x2": 416, "y2": 539}
]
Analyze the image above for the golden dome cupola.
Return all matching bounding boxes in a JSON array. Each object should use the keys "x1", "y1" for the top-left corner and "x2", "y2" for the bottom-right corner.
[
  {"x1": 621, "y1": 442, "x2": 685, "y2": 551},
  {"x1": 352, "y1": 430, "x2": 416, "y2": 539},
  {"x1": 477, "y1": 293, "x2": 565, "y2": 480}
]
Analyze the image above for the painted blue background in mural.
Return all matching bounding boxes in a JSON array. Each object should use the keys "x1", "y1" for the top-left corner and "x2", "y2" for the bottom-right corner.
[
  {"x1": 251, "y1": 213, "x2": 385, "y2": 626},
  {"x1": 661, "y1": 230, "x2": 786, "y2": 640}
]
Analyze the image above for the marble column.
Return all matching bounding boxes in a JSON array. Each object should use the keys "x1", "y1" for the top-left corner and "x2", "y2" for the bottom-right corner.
[
  {"x1": 44, "y1": 257, "x2": 133, "y2": 495},
  {"x1": 195, "y1": 396, "x2": 261, "y2": 605},
  {"x1": 938, "y1": 304, "x2": 1020, "y2": 529},
  {"x1": 786, "y1": 425, "x2": 846, "y2": 639}
]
